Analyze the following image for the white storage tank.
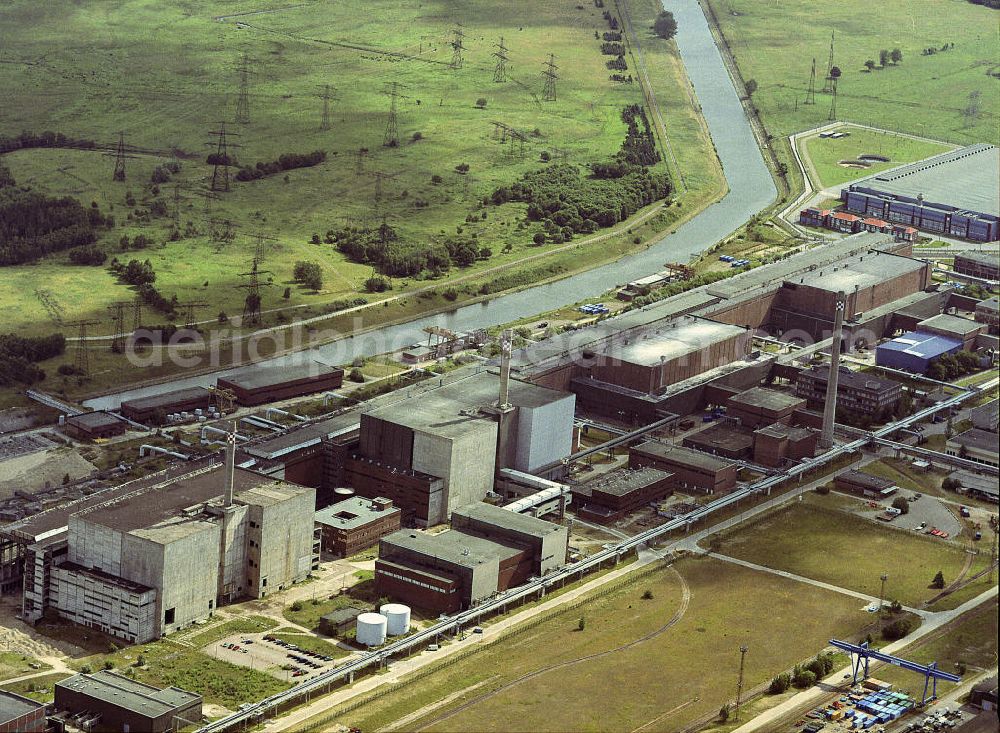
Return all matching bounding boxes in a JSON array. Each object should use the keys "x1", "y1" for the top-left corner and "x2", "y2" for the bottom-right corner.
[
  {"x1": 356, "y1": 612, "x2": 387, "y2": 646},
  {"x1": 380, "y1": 603, "x2": 411, "y2": 636}
]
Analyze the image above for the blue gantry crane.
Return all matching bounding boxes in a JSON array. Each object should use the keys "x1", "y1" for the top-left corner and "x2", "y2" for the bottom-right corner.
[{"x1": 829, "y1": 639, "x2": 961, "y2": 704}]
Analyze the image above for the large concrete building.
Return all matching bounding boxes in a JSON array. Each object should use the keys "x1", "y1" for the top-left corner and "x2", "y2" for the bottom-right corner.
[
  {"x1": 725, "y1": 387, "x2": 805, "y2": 429},
  {"x1": 571, "y1": 467, "x2": 674, "y2": 523},
  {"x1": 21, "y1": 464, "x2": 316, "y2": 643},
  {"x1": 375, "y1": 502, "x2": 567, "y2": 612},
  {"x1": 347, "y1": 372, "x2": 575, "y2": 525},
  {"x1": 217, "y1": 363, "x2": 344, "y2": 406},
  {"x1": 315, "y1": 496, "x2": 400, "y2": 557},
  {"x1": 841, "y1": 144, "x2": 1000, "y2": 242},
  {"x1": 55, "y1": 671, "x2": 202, "y2": 733},
  {"x1": 629, "y1": 442, "x2": 738, "y2": 494},
  {"x1": 954, "y1": 251, "x2": 1000, "y2": 281},
  {"x1": 795, "y1": 366, "x2": 902, "y2": 418}
]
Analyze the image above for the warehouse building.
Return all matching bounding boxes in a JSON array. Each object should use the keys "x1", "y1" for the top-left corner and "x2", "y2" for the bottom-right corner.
[
  {"x1": 315, "y1": 496, "x2": 400, "y2": 557},
  {"x1": 726, "y1": 387, "x2": 805, "y2": 429},
  {"x1": 571, "y1": 467, "x2": 674, "y2": 523},
  {"x1": 349, "y1": 372, "x2": 574, "y2": 525},
  {"x1": 971, "y1": 400, "x2": 999, "y2": 432},
  {"x1": 22, "y1": 463, "x2": 316, "y2": 643},
  {"x1": 0, "y1": 691, "x2": 45, "y2": 733},
  {"x1": 375, "y1": 502, "x2": 567, "y2": 612},
  {"x1": 752, "y1": 424, "x2": 817, "y2": 468},
  {"x1": 875, "y1": 331, "x2": 963, "y2": 374},
  {"x1": 916, "y1": 313, "x2": 985, "y2": 350},
  {"x1": 947, "y1": 471, "x2": 999, "y2": 504},
  {"x1": 841, "y1": 144, "x2": 1000, "y2": 242},
  {"x1": 217, "y1": 363, "x2": 344, "y2": 406},
  {"x1": 833, "y1": 470, "x2": 897, "y2": 499},
  {"x1": 629, "y1": 442, "x2": 738, "y2": 494},
  {"x1": 55, "y1": 670, "x2": 201, "y2": 733},
  {"x1": 954, "y1": 252, "x2": 1000, "y2": 281},
  {"x1": 62, "y1": 411, "x2": 126, "y2": 441},
  {"x1": 120, "y1": 387, "x2": 212, "y2": 425},
  {"x1": 947, "y1": 428, "x2": 999, "y2": 468},
  {"x1": 795, "y1": 366, "x2": 902, "y2": 417},
  {"x1": 975, "y1": 296, "x2": 999, "y2": 334}
]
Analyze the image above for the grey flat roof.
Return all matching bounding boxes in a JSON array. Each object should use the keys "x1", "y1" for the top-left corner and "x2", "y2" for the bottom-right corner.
[
  {"x1": 851, "y1": 144, "x2": 999, "y2": 217},
  {"x1": 315, "y1": 497, "x2": 398, "y2": 530},
  {"x1": 729, "y1": 387, "x2": 803, "y2": 412},
  {"x1": 66, "y1": 411, "x2": 121, "y2": 429},
  {"x1": 632, "y1": 441, "x2": 736, "y2": 471},
  {"x1": 383, "y1": 528, "x2": 522, "y2": 568},
  {"x1": 219, "y1": 363, "x2": 341, "y2": 390},
  {"x1": 586, "y1": 467, "x2": 672, "y2": 497},
  {"x1": 799, "y1": 366, "x2": 899, "y2": 394},
  {"x1": 77, "y1": 466, "x2": 305, "y2": 534},
  {"x1": 947, "y1": 470, "x2": 999, "y2": 498},
  {"x1": 684, "y1": 424, "x2": 754, "y2": 453},
  {"x1": 837, "y1": 469, "x2": 895, "y2": 490},
  {"x1": 452, "y1": 501, "x2": 564, "y2": 538},
  {"x1": 56, "y1": 671, "x2": 200, "y2": 718},
  {"x1": 755, "y1": 423, "x2": 814, "y2": 441},
  {"x1": 918, "y1": 313, "x2": 983, "y2": 337},
  {"x1": 596, "y1": 317, "x2": 745, "y2": 366},
  {"x1": 0, "y1": 690, "x2": 44, "y2": 721},
  {"x1": 977, "y1": 296, "x2": 1000, "y2": 312},
  {"x1": 791, "y1": 250, "x2": 925, "y2": 294},
  {"x1": 948, "y1": 428, "x2": 999, "y2": 454},
  {"x1": 958, "y1": 252, "x2": 1000, "y2": 268},
  {"x1": 119, "y1": 386, "x2": 209, "y2": 412},
  {"x1": 245, "y1": 412, "x2": 360, "y2": 460}
]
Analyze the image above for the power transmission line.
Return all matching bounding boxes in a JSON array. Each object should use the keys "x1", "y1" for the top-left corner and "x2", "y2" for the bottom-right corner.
[
  {"x1": 542, "y1": 54, "x2": 558, "y2": 102},
  {"x1": 493, "y1": 37, "x2": 510, "y2": 83}
]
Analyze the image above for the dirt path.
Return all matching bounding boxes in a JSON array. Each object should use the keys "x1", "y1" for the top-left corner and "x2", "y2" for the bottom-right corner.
[
  {"x1": 411, "y1": 566, "x2": 692, "y2": 731},
  {"x1": 379, "y1": 679, "x2": 492, "y2": 733}
]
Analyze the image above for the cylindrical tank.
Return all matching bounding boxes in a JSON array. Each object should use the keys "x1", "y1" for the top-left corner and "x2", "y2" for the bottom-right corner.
[
  {"x1": 380, "y1": 603, "x2": 411, "y2": 636},
  {"x1": 356, "y1": 613, "x2": 387, "y2": 646}
]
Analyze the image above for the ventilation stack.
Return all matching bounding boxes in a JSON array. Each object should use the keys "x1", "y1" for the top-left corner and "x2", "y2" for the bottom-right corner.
[
  {"x1": 819, "y1": 291, "x2": 846, "y2": 449},
  {"x1": 225, "y1": 422, "x2": 237, "y2": 506},
  {"x1": 494, "y1": 329, "x2": 516, "y2": 475}
]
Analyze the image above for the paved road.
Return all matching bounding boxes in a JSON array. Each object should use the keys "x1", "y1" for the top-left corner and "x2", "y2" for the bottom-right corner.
[{"x1": 731, "y1": 585, "x2": 999, "y2": 733}]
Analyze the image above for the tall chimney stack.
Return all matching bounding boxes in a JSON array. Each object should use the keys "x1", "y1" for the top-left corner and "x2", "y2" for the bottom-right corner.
[
  {"x1": 497, "y1": 328, "x2": 513, "y2": 411},
  {"x1": 820, "y1": 291, "x2": 846, "y2": 449},
  {"x1": 225, "y1": 422, "x2": 237, "y2": 506}
]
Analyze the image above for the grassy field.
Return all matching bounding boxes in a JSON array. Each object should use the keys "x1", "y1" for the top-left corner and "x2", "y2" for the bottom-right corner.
[
  {"x1": 0, "y1": 0, "x2": 721, "y2": 341},
  {"x1": 0, "y1": 652, "x2": 50, "y2": 681},
  {"x1": 310, "y1": 557, "x2": 868, "y2": 733},
  {"x1": 713, "y1": 498, "x2": 988, "y2": 609},
  {"x1": 0, "y1": 672, "x2": 71, "y2": 704},
  {"x1": 183, "y1": 614, "x2": 277, "y2": 648},
  {"x1": 875, "y1": 598, "x2": 998, "y2": 696},
  {"x1": 800, "y1": 125, "x2": 955, "y2": 189},
  {"x1": 705, "y1": 0, "x2": 999, "y2": 197}
]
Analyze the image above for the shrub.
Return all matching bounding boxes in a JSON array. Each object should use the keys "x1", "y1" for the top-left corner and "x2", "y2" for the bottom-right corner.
[
  {"x1": 290, "y1": 600, "x2": 304, "y2": 612},
  {"x1": 641, "y1": 589, "x2": 654, "y2": 600},
  {"x1": 931, "y1": 570, "x2": 945, "y2": 589},
  {"x1": 882, "y1": 618, "x2": 912, "y2": 641},
  {"x1": 768, "y1": 673, "x2": 791, "y2": 694},
  {"x1": 349, "y1": 368, "x2": 365, "y2": 383}
]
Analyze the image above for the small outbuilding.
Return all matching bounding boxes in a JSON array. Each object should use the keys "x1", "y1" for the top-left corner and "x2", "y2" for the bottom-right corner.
[{"x1": 62, "y1": 411, "x2": 126, "y2": 441}]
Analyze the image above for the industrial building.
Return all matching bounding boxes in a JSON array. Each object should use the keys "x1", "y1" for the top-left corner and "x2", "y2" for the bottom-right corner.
[
  {"x1": 946, "y1": 429, "x2": 999, "y2": 468},
  {"x1": 54, "y1": 670, "x2": 202, "y2": 733},
  {"x1": 571, "y1": 467, "x2": 673, "y2": 523},
  {"x1": 752, "y1": 424, "x2": 817, "y2": 468},
  {"x1": 875, "y1": 331, "x2": 963, "y2": 374},
  {"x1": 833, "y1": 470, "x2": 897, "y2": 499},
  {"x1": 18, "y1": 461, "x2": 317, "y2": 643},
  {"x1": 971, "y1": 400, "x2": 999, "y2": 432},
  {"x1": 629, "y1": 442, "x2": 738, "y2": 494},
  {"x1": 954, "y1": 252, "x2": 1000, "y2": 281},
  {"x1": 120, "y1": 387, "x2": 212, "y2": 425},
  {"x1": 375, "y1": 502, "x2": 567, "y2": 612},
  {"x1": 318, "y1": 606, "x2": 370, "y2": 637},
  {"x1": 795, "y1": 366, "x2": 902, "y2": 417},
  {"x1": 975, "y1": 296, "x2": 999, "y2": 334},
  {"x1": 315, "y1": 496, "x2": 400, "y2": 557},
  {"x1": 841, "y1": 144, "x2": 1000, "y2": 242},
  {"x1": 916, "y1": 313, "x2": 985, "y2": 350},
  {"x1": 217, "y1": 363, "x2": 344, "y2": 406},
  {"x1": 347, "y1": 372, "x2": 575, "y2": 525},
  {"x1": 0, "y1": 691, "x2": 45, "y2": 733},
  {"x1": 682, "y1": 424, "x2": 754, "y2": 460},
  {"x1": 798, "y1": 206, "x2": 918, "y2": 241},
  {"x1": 61, "y1": 411, "x2": 127, "y2": 441},
  {"x1": 726, "y1": 387, "x2": 805, "y2": 429},
  {"x1": 948, "y1": 471, "x2": 999, "y2": 504}
]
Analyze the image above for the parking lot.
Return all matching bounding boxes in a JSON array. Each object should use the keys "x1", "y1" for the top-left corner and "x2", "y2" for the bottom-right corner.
[
  {"x1": 204, "y1": 632, "x2": 342, "y2": 682},
  {"x1": 851, "y1": 491, "x2": 962, "y2": 540}
]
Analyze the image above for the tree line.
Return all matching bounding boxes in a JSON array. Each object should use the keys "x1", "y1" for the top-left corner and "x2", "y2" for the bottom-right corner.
[
  {"x1": 333, "y1": 224, "x2": 489, "y2": 278},
  {"x1": 0, "y1": 165, "x2": 113, "y2": 265},
  {"x1": 0, "y1": 129, "x2": 96, "y2": 155},
  {"x1": 234, "y1": 151, "x2": 327, "y2": 182},
  {"x1": 0, "y1": 332, "x2": 65, "y2": 386}
]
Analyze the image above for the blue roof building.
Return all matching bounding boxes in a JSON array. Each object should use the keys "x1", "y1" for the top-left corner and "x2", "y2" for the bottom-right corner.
[{"x1": 876, "y1": 331, "x2": 963, "y2": 374}]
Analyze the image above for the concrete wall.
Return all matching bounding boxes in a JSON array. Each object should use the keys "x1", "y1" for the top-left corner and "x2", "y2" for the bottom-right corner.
[
  {"x1": 68, "y1": 517, "x2": 124, "y2": 576},
  {"x1": 154, "y1": 525, "x2": 220, "y2": 635},
  {"x1": 412, "y1": 423, "x2": 496, "y2": 523},
  {"x1": 514, "y1": 393, "x2": 576, "y2": 473},
  {"x1": 250, "y1": 488, "x2": 316, "y2": 597}
]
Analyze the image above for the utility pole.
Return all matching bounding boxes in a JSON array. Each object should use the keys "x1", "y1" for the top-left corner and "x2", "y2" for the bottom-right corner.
[
  {"x1": 112, "y1": 131, "x2": 127, "y2": 181},
  {"x1": 878, "y1": 572, "x2": 888, "y2": 611},
  {"x1": 319, "y1": 84, "x2": 336, "y2": 131},
  {"x1": 805, "y1": 58, "x2": 817, "y2": 105},
  {"x1": 450, "y1": 27, "x2": 465, "y2": 70},
  {"x1": 542, "y1": 54, "x2": 559, "y2": 102},
  {"x1": 828, "y1": 74, "x2": 839, "y2": 121},
  {"x1": 383, "y1": 82, "x2": 401, "y2": 147},
  {"x1": 131, "y1": 293, "x2": 143, "y2": 331},
  {"x1": 492, "y1": 37, "x2": 510, "y2": 83},
  {"x1": 108, "y1": 302, "x2": 128, "y2": 353},
  {"x1": 735, "y1": 644, "x2": 748, "y2": 721},
  {"x1": 67, "y1": 320, "x2": 100, "y2": 375},
  {"x1": 235, "y1": 51, "x2": 253, "y2": 125},
  {"x1": 207, "y1": 123, "x2": 240, "y2": 192},
  {"x1": 822, "y1": 30, "x2": 835, "y2": 93}
]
